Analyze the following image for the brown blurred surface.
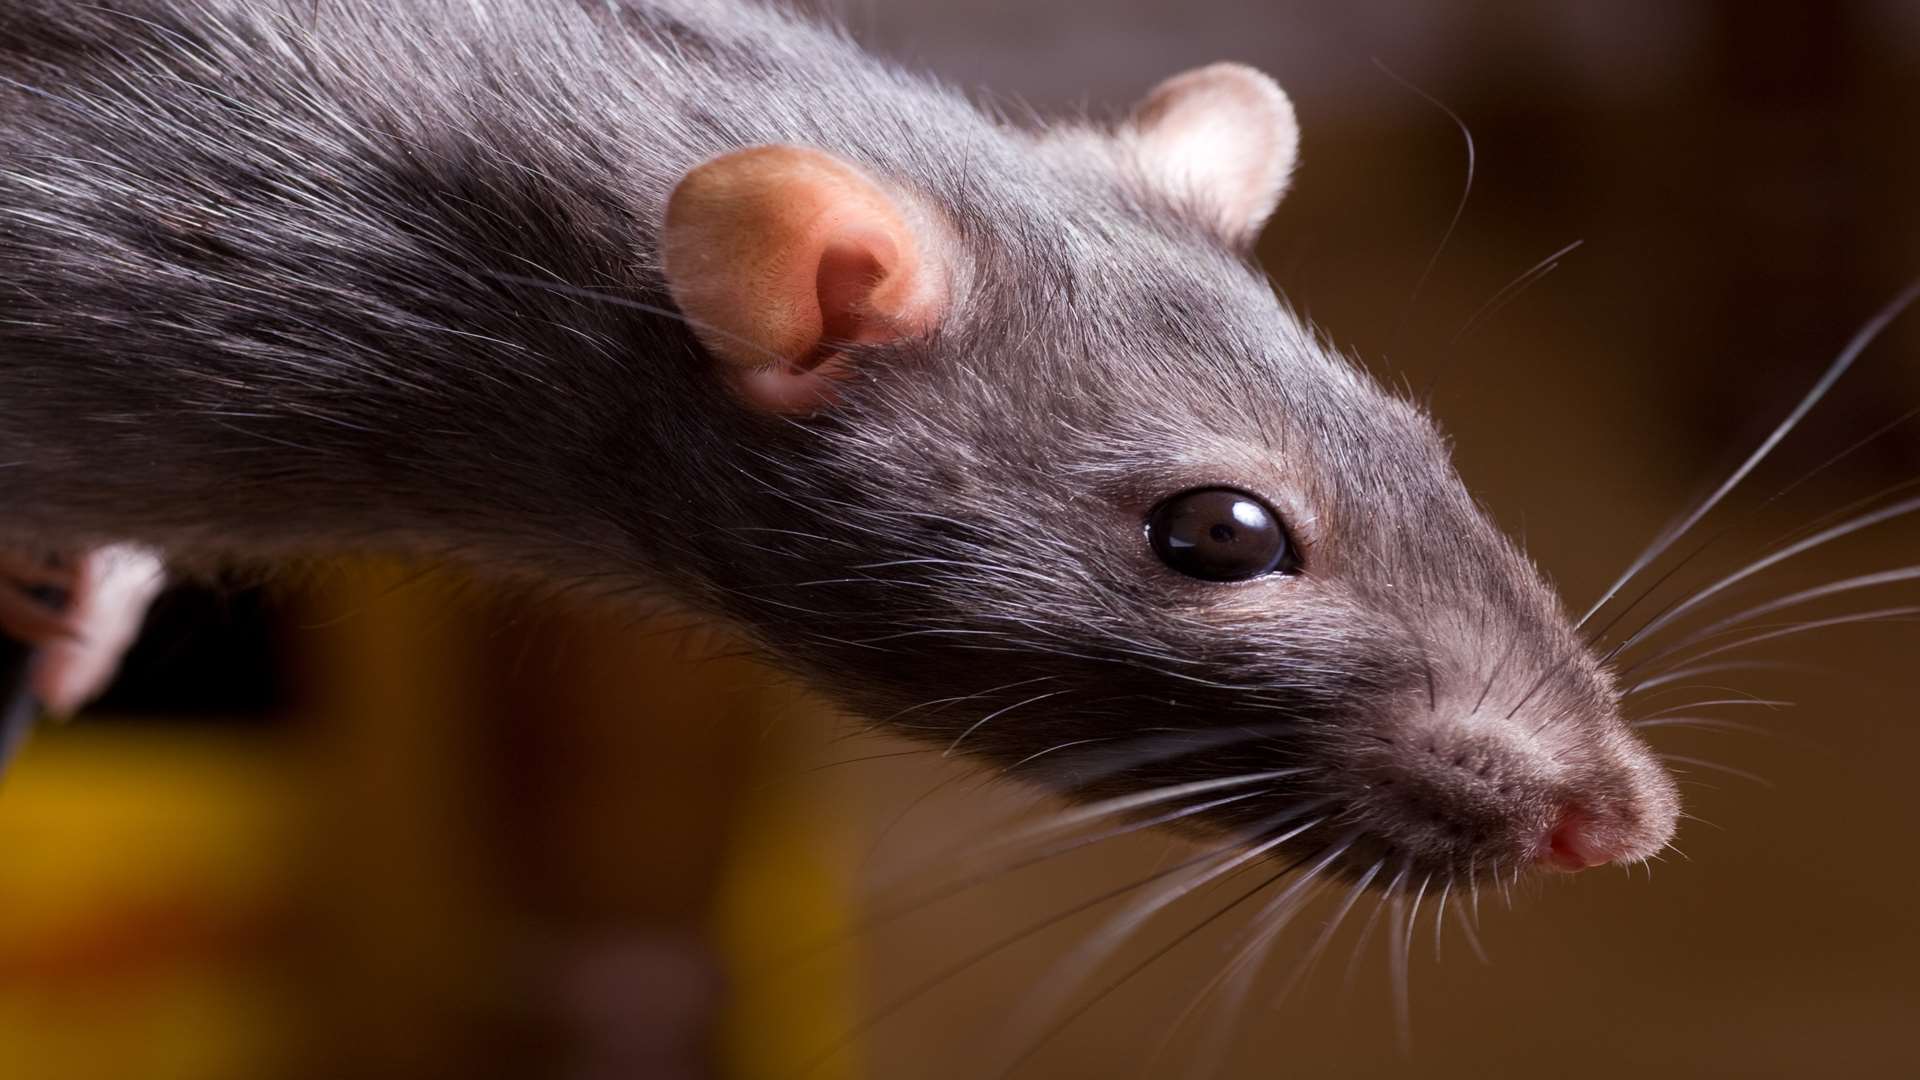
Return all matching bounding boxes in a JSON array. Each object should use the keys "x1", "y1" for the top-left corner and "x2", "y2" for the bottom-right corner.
[{"x1": 4, "y1": 2, "x2": 1920, "y2": 1078}]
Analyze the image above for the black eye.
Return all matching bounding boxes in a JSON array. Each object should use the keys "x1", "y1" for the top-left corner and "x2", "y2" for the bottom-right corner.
[{"x1": 1146, "y1": 487, "x2": 1294, "y2": 581}]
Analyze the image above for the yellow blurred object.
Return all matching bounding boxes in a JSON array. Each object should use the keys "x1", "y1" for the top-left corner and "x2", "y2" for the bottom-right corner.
[
  {"x1": 0, "y1": 727, "x2": 298, "y2": 1080},
  {"x1": 0, "y1": 561, "x2": 869, "y2": 1079},
  {"x1": 714, "y1": 689, "x2": 863, "y2": 1080}
]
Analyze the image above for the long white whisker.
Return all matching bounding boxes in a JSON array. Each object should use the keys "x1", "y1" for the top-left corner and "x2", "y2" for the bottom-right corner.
[
  {"x1": 1402, "y1": 872, "x2": 1432, "y2": 979},
  {"x1": 1267, "y1": 858, "x2": 1381, "y2": 1011},
  {"x1": 1040, "y1": 722, "x2": 1306, "y2": 791},
  {"x1": 1636, "y1": 697, "x2": 1793, "y2": 720},
  {"x1": 1617, "y1": 496, "x2": 1920, "y2": 656},
  {"x1": 1661, "y1": 753, "x2": 1774, "y2": 788},
  {"x1": 1373, "y1": 57, "x2": 1476, "y2": 353},
  {"x1": 1641, "y1": 606, "x2": 1920, "y2": 681},
  {"x1": 1387, "y1": 891, "x2": 1413, "y2": 1054},
  {"x1": 1632, "y1": 716, "x2": 1771, "y2": 736},
  {"x1": 1432, "y1": 876, "x2": 1454, "y2": 965},
  {"x1": 1191, "y1": 853, "x2": 1372, "y2": 1080},
  {"x1": 792, "y1": 787, "x2": 1290, "y2": 975},
  {"x1": 1591, "y1": 413, "x2": 1920, "y2": 654},
  {"x1": 1451, "y1": 239, "x2": 1584, "y2": 347},
  {"x1": 994, "y1": 833, "x2": 1347, "y2": 1080},
  {"x1": 1625, "y1": 658, "x2": 1824, "y2": 697},
  {"x1": 1007, "y1": 767, "x2": 1312, "y2": 845},
  {"x1": 791, "y1": 834, "x2": 1261, "y2": 1076},
  {"x1": 1769, "y1": 471, "x2": 1920, "y2": 553},
  {"x1": 1576, "y1": 280, "x2": 1920, "y2": 631},
  {"x1": 1142, "y1": 847, "x2": 1357, "y2": 1080},
  {"x1": 943, "y1": 689, "x2": 1072, "y2": 755},
  {"x1": 1622, "y1": 565, "x2": 1920, "y2": 675},
  {"x1": 1451, "y1": 902, "x2": 1490, "y2": 965},
  {"x1": 869, "y1": 766, "x2": 1312, "y2": 898},
  {"x1": 1343, "y1": 860, "x2": 1411, "y2": 996}
]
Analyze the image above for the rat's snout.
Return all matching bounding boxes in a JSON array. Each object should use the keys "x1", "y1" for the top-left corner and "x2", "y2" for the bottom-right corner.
[{"x1": 1350, "y1": 706, "x2": 1680, "y2": 879}]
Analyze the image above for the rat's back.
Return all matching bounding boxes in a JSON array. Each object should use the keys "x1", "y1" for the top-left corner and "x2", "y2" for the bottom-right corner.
[{"x1": 0, "y1": 0, "x2": 1003, "y2": 550}]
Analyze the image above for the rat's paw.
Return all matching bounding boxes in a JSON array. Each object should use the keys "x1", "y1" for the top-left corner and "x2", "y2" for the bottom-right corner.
[{"x1": 0, "y1": 545, "x2": 166, "y2": 716}]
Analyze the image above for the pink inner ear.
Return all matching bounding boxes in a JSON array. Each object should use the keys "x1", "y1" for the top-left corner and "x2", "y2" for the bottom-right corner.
[
  {"x1": 662, "y1": 145, "x2": 949, "y2": 414},
  {"x1": 814, "y1": 228, "x2": 898, "y2": 360}
]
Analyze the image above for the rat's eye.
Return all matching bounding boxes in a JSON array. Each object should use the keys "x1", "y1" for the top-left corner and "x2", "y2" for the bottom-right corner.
[{"x1": 1147, "y1": 487, "x2": 1295, "y2": 581}]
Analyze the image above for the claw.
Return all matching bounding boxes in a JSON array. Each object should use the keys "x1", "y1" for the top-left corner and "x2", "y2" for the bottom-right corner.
[
  {"x1": 0, "y1": 544, "x2": 166, "y2": 723},
  {"x1": 29, "y1": 546, "x2": 167, "y2": 717}
]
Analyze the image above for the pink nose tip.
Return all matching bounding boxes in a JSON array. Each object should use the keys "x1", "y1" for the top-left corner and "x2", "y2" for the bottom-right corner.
[{"x1": 1540, "y1": 810, "x2": 1612, "y2": 872}]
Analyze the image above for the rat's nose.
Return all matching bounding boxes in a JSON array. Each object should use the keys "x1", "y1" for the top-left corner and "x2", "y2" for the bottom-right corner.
[{"x1": 1539, "y1": 808, "x2": 1612, "y2": 872}]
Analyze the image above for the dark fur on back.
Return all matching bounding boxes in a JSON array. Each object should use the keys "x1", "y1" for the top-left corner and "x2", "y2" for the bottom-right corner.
[{"x1": 0, "y1": 0, "x2": 1676, "y2": 881}]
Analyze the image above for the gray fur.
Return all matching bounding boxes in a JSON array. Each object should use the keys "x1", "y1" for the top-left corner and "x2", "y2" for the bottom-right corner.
[{"x1": 0, "y1": 0, "x2": 1676, "y2": 880}]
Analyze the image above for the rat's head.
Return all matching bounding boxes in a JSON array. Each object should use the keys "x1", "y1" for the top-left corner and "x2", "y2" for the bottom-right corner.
[{"x1": 657, "y1": 64, "x2": 1677, "y2": 887}]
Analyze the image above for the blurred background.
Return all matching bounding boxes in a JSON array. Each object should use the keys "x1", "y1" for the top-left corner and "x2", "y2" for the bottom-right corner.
[{"x1": 3, "y1": 1, "x2": 1919, "y2": 1077}]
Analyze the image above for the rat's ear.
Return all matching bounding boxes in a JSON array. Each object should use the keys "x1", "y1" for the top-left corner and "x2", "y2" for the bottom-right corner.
[
  {"x1": 1127, "y1": 62, "x2": 1299, "y2": 249},
  {"x1": 662, "y1": 145, "x2": 948, "y2": 414}
]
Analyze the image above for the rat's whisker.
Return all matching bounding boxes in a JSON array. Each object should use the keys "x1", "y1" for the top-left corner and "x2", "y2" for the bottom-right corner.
[
  {"x1": 1632, "y1": 716, "x2": 1772, "y2": 736},
  {"x1": 1137, "y1": 848, "x2": 1348, "y2": 1080},
  {"x1": 1192, "y1": 859, "x2": 1376, "y2": 1080},
  {"x1": 1623, "y1": 658, "x2": 1826, "y2": 698},
  {"x1": 870, "y1": 674, "x2": 1063, "y2": 727},
  {"x1": 1635, "y1": 697, "x2": 1793, "y2": 720},
  {"x1": 987, "y1": 816, "x2": 1328, "y2": 1075},
  {"x1": 1635, "y1": 607, "x2": 1920, "y2": 685},
  {"x1": 1432, "y1": 875, "x2": 1454, "y2": 965},
  {"x1": 1340, "y1": 860, "x2": 1410, "y2": 999},
  {"x1": 942, "y1": 688, "x2": 1072, "y2": 756},
  {"x1": 1007, "y1": 766, "x2": 1313, "y2": 843},
  {"x1": 1403, "y1": 871, "x2": 1432, "y2": 980},
  {"x1": 1658, "y1": 753, "x2": 1774, "y2": 788},
  {"x1": 1387, "y1": 889, "x2": 1413, "y2": 1054},
  {"x1": 864, "y1": 771, "x2": 1324, "y2": 922},
  {"x1": 1442, "y1": 238, "x2": 1582, "y2": 357},
  {"x1": 824, "y1": 788, "x2": 1288, "y2": 963},
  {"x1": 991, "y1": 832, "x2": 1350, "y2": 1080},
  {"x1": 874, "y1": 754, "x2": 1308, "y2": 888},
  {"x1": 1451, "y1": 901, "x2": 1490, "y2": 965},
  {"x1": 790, "y1": 835, "x2": 1267, "y2": 1077},
  {"x1": 796, "y1": 746, "x2": 941, "y2": 775},
  {"x1": 1033, "y1": 723, "x2": 1310, "y2": 793},
  {"x1": 1577, "y1": 279, "x2": 1920, "y2": 634},
  {"x1": 1465, "y1": 854, "x2": 1481, "y2": 926},
  {"x1": 1004, "y1": 736, "x2": 1115, "y2": 773},
  {"x1": 1768, "y1": 472, "x2": 1920, "y2": 553},
  {"x1": 1182, "y1": 845, "x2": 1367, "y2": 1068},
  {"x1": 1371, "y1": 57, "x2": 1474, "y2": 362},
  {"x1": 1613, "y1": 497, "x2": 1920, "y2": 658},
  {"x1": 1620, "y1": 565, "x2": 1920, "y2": 676},
  {"x1": 1586, "y1": 409, "x2": 1920, "y2": 657},
  {"x1": 1185, "y1": 866, "x2": 1330, "y2": 1079}
]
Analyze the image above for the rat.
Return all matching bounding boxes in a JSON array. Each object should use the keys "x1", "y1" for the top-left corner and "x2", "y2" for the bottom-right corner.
[{"x1": 0, "y1": 0, "x2": 1678, "y2": 894}]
